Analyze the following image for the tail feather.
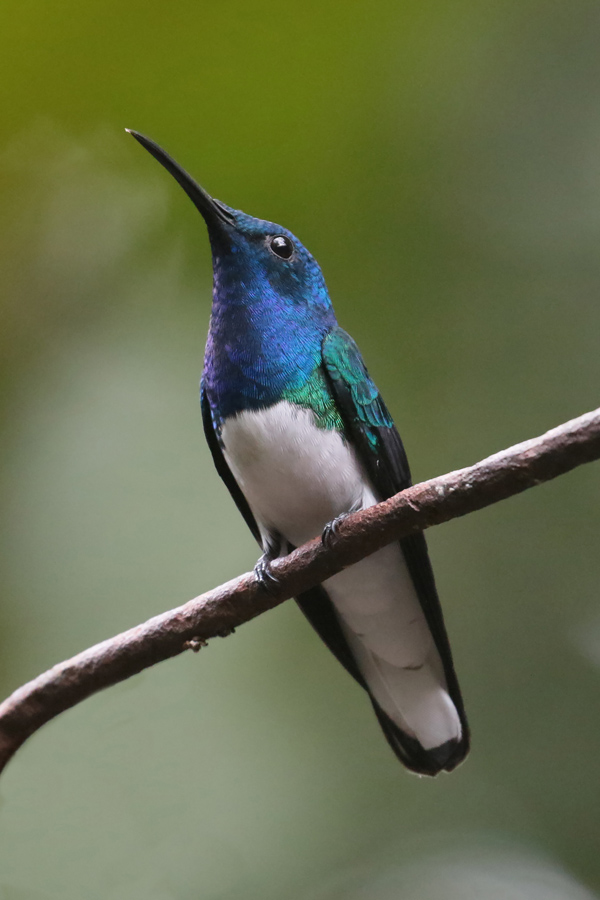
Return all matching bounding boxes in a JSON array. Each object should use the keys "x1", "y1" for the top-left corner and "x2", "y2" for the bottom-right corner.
[
  {"x1": 371, "y1": 703, "x2": 466, "y2": 775},
  {"x1": 339, "y1": 619, "x2": 463, "y2": 750},
  {"x1": 296, "y1": 580, "x2": 469, "y2": 776}
]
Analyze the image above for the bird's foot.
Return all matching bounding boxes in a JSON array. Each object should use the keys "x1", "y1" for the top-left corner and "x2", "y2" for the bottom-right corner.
[
  {"x1": 321, "y1": 513, "x2": 350, "y2": 549},
  {"x1": 254, "y1": 553, "x2": 279, "y2": 595}
]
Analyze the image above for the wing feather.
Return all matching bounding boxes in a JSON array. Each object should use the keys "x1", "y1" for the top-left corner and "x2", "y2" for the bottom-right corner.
[{"x1": 201, "y1": 385, "x2": 261, "y2": 543}]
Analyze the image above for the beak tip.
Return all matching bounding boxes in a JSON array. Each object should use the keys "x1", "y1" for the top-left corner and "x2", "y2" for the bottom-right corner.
[{"x1": 124, "y1": 131, "x2": 231, "y2": 226}]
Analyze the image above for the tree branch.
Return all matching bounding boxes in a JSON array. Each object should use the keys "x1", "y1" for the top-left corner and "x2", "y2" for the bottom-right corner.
[{"x1": 1, "y1": 406, "x2": 599, "y2": 776}]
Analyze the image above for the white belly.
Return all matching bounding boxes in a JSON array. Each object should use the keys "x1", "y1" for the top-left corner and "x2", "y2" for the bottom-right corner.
[
  {"x1": 222, "y1": 401, "x2": 365, "y2": 548},
  {"x1": 221, "y1": 401, "x2": 461, "y2": 750}
]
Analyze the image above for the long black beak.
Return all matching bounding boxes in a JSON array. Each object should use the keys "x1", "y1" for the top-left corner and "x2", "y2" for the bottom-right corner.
[{"x1": 126, "y1": 130, "x2": 235, "y2": 227}]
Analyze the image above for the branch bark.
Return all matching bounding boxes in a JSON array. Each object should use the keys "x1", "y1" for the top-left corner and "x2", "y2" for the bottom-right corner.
[{"x1": 1, "y1": 406, "x2": 599, "y2": 776}]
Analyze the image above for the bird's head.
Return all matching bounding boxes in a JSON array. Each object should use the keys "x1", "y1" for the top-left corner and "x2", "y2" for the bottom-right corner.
[{"x1": 127, "y1": 131, "x2": 332, "y2": 314}]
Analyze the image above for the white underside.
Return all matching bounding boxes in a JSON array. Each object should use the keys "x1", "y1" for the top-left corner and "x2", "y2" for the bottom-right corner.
[{"x1": 221, "y1": 401, "x2": 461, "y2": 750}]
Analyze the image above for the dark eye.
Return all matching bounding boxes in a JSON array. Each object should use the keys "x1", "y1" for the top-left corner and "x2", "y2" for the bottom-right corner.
[{"x1": 268, "y1": 234, "x2": 294, "y2": 260}]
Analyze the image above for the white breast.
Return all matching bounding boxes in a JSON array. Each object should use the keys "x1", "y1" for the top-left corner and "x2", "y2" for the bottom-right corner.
[{"x1": 221, "y1": 401, "x2": 365, "y2": 548}]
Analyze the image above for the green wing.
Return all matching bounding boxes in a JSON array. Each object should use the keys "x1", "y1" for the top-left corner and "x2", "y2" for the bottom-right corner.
[
  {"x1": 322, "y1": 325, "x2": 412, "y2": 491},
  {"x1": 321, "y1": 326, "x2": 394, "y2": 440}
]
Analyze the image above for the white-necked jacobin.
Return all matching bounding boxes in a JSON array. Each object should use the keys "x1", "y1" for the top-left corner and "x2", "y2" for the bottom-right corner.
[{"x1": 128, "y1": 130, "x2": 469, "y2": 775}]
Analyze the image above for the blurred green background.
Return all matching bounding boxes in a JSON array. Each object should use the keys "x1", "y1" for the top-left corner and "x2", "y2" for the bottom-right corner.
[{"x1": 2, "y1": 1, "x2": 600, "y2": 897}]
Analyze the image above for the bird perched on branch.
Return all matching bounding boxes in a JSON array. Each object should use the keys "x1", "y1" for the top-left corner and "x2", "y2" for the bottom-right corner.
[{"x1": 128, "y1": 130, "x2": 469, "y2": 775}]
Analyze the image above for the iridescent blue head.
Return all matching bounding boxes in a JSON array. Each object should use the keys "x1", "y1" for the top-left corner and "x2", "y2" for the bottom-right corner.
[
  {"x1": 127, "y1": 130, "x2": 332, "y2": 315},
  {"x1": 128, "y1": 131, "x2": 338, "y2": 417}
]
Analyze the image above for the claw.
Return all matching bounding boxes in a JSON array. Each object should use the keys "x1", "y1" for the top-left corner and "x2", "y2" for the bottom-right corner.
[
  {"x1": 322, "y1": 513, "x2": 349, "y2": 549},
  {"x1": 254, "y1": 554, "x2": 279, "y2": 594}
]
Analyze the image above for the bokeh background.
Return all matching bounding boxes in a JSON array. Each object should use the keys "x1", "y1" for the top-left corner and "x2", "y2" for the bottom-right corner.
[{"x1": 1, "y1": 1, "x2": 600, "y2": 897}]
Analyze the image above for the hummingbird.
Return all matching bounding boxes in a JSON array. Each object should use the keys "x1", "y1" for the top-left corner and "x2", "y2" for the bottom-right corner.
[{"x1": 128, "y1": 130, "x2": 469, "y2": 775}]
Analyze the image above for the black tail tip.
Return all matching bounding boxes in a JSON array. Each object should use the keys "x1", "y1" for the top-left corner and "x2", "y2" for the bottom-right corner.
[
  {"x1": 372, "y1": 703, "x2": 470, "y2": 776},
  {"x1": 402, "y1": 735, "x2": 469, "y2": 777},
  {"x1": 425, "y1": 737, "x2": 467, "y2": 774}
]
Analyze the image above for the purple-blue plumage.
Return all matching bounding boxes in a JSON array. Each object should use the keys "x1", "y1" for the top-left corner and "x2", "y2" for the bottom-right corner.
[{"x1": 202, "y1": 205, "x2": 336, "y2": 423}]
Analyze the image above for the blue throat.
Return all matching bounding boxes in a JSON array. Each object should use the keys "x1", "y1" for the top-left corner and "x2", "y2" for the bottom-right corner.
[{"x1": 202, "y1": 208, "x2": 337, "y2": 424}]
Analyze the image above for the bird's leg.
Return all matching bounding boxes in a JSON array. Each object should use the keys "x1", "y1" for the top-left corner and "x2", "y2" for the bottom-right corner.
[
  {"x1": 254, "y1": 532, "x2": 283, "y2": 594},
  {"x1": 322, "y1": 499, "x2": 362, "y2": 549}
]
